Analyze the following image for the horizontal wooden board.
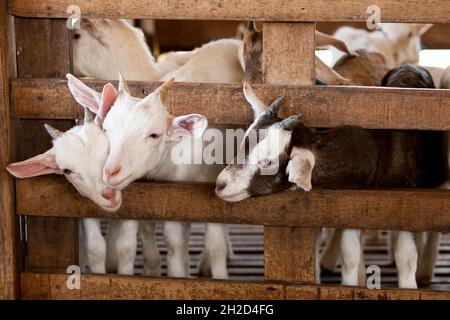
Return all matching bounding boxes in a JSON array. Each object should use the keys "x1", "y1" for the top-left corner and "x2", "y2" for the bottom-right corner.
[
  {"x1": 15, "y1": 176, "x2": 450, "y2": 232},
  {"x1": 20, "y1": 272, "x2": 450, "y2": 300},
  {"x1": 11, "y1": 78, "x2": 450, "y2": 130},
  {"x1": 20, "y1": 272, "x2": 284, "y2": 300},
  {"x1": 9, "y1": 0, "x2": 450, "y2": 23}
]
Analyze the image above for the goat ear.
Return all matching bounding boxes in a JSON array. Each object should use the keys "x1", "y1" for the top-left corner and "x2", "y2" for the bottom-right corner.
[
  {"x1": 66, "y1": 73, "x2": 102, "y2": 113},
  {"x1": 414, "y1": 24, "x2": 433, "y2": 36},
  {"x1": 286, "y1": 147, "x2": 315, "y2": 192},
  {"x1": 315, "y1": 57, "x2": 351, "y2": 85},
  {"x1": 315, "y1": 31, "x2": 355, "y2": 56},
  {"x1": 95, "y1": 83, "x2": 119, "y2": 127},
  {"x1": 243, "y1": 82, "x2": 268, "y2": 118},
  {"x1": 6, "y1": 149, "x2": 62, "y2": 178},
  {"x1": 167, "y1": 114, "x2": 208, "y2": 141}
]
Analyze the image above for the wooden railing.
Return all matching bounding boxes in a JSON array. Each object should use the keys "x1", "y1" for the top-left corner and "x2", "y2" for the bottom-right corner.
[{"x1": 2, "y1": 0, "x2": 450, "y2": 299}]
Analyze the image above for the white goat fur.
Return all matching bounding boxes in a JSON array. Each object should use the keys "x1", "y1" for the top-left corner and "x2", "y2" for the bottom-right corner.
[
  {"x1": 330, "y1": 23, "x2": 432, "y2": 68},
  {"x1": 6, "y1": 111, "x2": 162, "y2": 275},
  {"x1": 72, "y1": 19, "x2": 243, "y2": 279}
]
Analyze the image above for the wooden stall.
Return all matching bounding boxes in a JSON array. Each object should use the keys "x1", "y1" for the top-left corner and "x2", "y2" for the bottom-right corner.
[{"x1": 2, "y1": 0, "x2": 450, "y2": 300}]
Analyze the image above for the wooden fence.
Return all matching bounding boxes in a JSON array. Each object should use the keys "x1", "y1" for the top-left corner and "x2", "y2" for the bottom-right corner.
[{"x1": 2, "y1": 0, "x2": 450, "y2": 299}]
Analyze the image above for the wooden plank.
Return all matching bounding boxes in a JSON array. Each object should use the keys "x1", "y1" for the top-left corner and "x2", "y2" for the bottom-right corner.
[
  {"x1": 286, "y1": 285, "x2": 450, "y2": 300},
  {"x1": 263, "y1": 22, "x2": 317, "y2": 283},
  {"x1": 15, "y1": 18, "x2": 70, "y2": 78},
  {"x1": 14, "y1": 18, "x2": 78, "y2": 272},
  {"x1": 12, "y1": 79, "x2": 450, "y2": 130},
  {"x1": 15, "y1": 176, "x2": 450, "y2": 232},
  {"x1": 263, "y1": 23, "x2": 315, "y2": 85},
  {"x1": 9, "y1": 0, "x2": 450, "y2": 23},
  {"x1": 20, "y1": 272, "x2": 450, "y2": 300},
  {"x1": 25, "y1": 216, "x2": 78, "y2": 271},
  {"x1": 21, "y1": 272, "x2": 285, "y2": 300},
  {"x1": 264, "y1": 227, "x2": 317, "y2": 282},
  {"x1": 0, "y1": 2, "x2": 18, "y2": 300}
]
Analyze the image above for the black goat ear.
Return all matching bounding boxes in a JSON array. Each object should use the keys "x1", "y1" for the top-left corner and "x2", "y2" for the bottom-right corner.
[{"x1": 286, "y1": 147, "x2": 315, "y2": 191}]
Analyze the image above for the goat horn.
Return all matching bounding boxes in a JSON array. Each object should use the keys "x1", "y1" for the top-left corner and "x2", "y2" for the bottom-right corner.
[
  {"x1": 118, "y1": 72, "x2": 130, "y2": 94},
  {"x1": 155, "y1": 77, "x2": 175, "y2": 99},
  {"x1": 277, "y1": 114, "x2": 302, "y2": 131},
  {"x1": 44, "y1": 123, "x2": 63, "y2": 139},
  {"x1": 266, "y1": 96, "x2": 285, "y2": 116},
  {"x1": 84, "y1": 107, "x2": 94, "y2": 124}
]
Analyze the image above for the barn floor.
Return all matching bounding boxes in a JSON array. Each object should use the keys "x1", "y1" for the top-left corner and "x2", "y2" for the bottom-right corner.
[{"x1": 129, "y1": 223, "x2": 450, "y2": 291}]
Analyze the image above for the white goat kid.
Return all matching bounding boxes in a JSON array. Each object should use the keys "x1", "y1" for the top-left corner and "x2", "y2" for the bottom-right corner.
[
  {"x1": 330, "y1": 23, "x2": 432, "y2": 68},
  {"x1": 66, "y1": 74, "x2": 162, "y2": 276},
  {"x1": 67, "y1": 74, "x2": 230, "y2": 279},
  {"x1": 6, "y1": 102, "x2": 150, "y2": 275}
]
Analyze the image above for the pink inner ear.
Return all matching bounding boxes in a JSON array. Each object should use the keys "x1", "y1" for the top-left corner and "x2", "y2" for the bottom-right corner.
[
  {"x1": 97, "y1": 83, "x2": 118, "y2": 124},
  {"x1": 7, "y1": 163, "x2": 60, "y2": 178},
  {"x1": 66, "y1": 74, "x2": 102, "y2": 113},
  {"x1": 178, "y1": 118, "x2": 197, "y2": 131}
]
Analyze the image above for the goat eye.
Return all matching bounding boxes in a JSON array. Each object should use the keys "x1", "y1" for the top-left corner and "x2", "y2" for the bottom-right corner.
[
  {"x1": 63, "y1": 169, "x2": 72, "y2": 174},
  {"x1": 73, "y1": 33, "x2": 81, "y2": 40},
  {"x1": 259, "y1": 159, "x2": 272, "y2": 168},
  {"x1": 147, "y1": 133, "x2": 161, "y2": 139}
]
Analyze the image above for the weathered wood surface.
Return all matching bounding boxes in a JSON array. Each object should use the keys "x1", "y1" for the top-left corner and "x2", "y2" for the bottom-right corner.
[
  {"x1": 25, "y1": 217, "x2": 78, "y2": 271},
  {"x1": 0, "y1": 2, "x2": 18, "y2": 300},
  {"x1": 20, "y1": 272, "x2": 450, "y2": 300},
  {"x1": 14, "y1": 176, "x2": 450, "y2": 232},
  {"x1": 20, "y1": 272, "x2": 284, "y2": 300},
  {"x1": 9, "y1": 0, "x2": 450, "y2": 23},
  {"x1": 262, "y1": 22, "x2": 317, "y2": 283},
  {"x1": 14, "y1": 18, "x2": 78, "y2": 273},
  {"x1": 15, "y1": 18, "x2": 70, "y2": 78},
  {"x1": 264, "y1": 226, "x2": 318, "y2": 282},
  {"x1": 263, "y1": 23, "x2": 315, "y2": 85},
  {"x1": 12, "y1": 79, "x2": 450, "y2": 130}
]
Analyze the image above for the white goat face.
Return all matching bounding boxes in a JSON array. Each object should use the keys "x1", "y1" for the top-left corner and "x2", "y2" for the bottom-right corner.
[
  {"x1": 72, "y1": 19, "x2": 150, "y2": 80},
  {"x1": 7, "y1": 122, "x2": 122, "y2": 212},
  {"x1": 216, "y1": 126, "x2": 293, "y2": 202},
  {"x1": 380, "y1": 23, "x2": 432, "y2": 66},
  {"x1": 99, "y1": 77, "x2": 207, "y2": 190},
  {"x1": 101, "y1": 89, "x2": 171, "y2": 189}
]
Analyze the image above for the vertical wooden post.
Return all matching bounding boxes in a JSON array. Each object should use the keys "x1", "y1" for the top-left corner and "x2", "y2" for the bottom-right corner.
[
  {"x1": 263, "y1": 22, "x2": 318, "y2": 283},
  {"x1": 14, "y1": 18, "x2": 78, "y2": 271},
  {"x1": 0, "y1": 0, "x2": 19, "y2": 299}
]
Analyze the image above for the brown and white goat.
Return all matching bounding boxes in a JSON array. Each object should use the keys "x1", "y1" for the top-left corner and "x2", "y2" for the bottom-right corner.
[
  {"x1": 215, "y1": 84, "x2": 447, "y2": 288},
  {"x1": 382, "y1": 64, "x2": 442, "y2": 286}
]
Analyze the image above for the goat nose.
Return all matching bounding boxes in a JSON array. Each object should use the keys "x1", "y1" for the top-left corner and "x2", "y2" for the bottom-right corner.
[
  {"x1": 105, "y1": 165, "x2": 121, "y2": 178},
  {"x1": 101, "y1": 188, "x2": 116, "y2": 200},
  {"x1": 216, "y1": 181, "x2": 227, "y2": 193}
]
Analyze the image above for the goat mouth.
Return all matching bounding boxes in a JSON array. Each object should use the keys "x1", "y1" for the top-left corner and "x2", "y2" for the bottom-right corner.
[
  {"x1": 216, "y1": 190, "x2": 250, "y2": 202},
  {"x1": 102, "y1": 199, "x2": 122, "y2": 212},
  {"x1": 105, "y1": 174, "x2": 133, "y2": 190}
]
